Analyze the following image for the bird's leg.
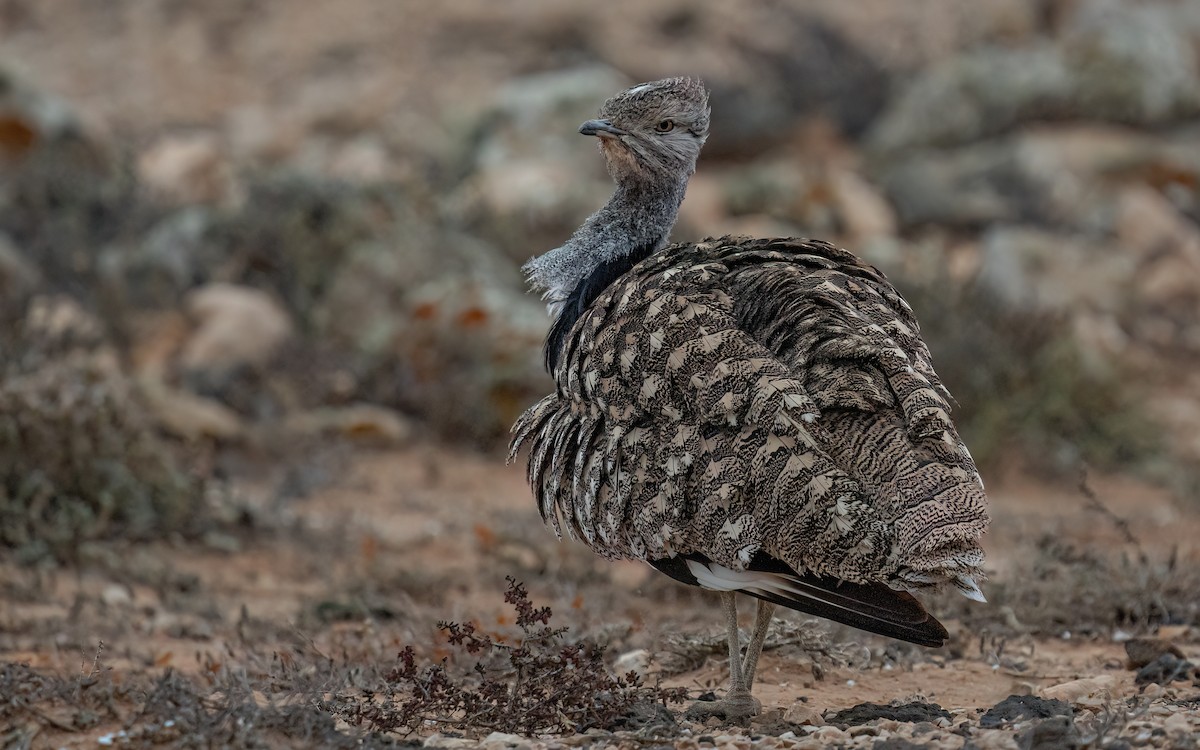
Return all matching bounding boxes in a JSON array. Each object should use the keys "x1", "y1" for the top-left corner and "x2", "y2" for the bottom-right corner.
[
  {"x1": 684, "y1": 592, "x2": 761, "y2": 723},
  {"x1": 740, "y1": 599, "x2": 776, "y2": 688}
]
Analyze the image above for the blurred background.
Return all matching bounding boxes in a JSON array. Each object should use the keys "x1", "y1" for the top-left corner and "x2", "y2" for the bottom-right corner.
[{"x1": 1, "y1": 0, "x2": 1199, "y2": 743}]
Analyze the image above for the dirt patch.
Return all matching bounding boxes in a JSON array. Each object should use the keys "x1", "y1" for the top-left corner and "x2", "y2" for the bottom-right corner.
[{"x1": 1, "y1": 444, "x2": 1198, "y2": 748}]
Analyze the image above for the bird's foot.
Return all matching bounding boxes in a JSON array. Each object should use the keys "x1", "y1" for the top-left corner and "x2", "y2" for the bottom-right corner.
[{"x1": 684, "y1": 692, "x2": 761, "y2": 724}]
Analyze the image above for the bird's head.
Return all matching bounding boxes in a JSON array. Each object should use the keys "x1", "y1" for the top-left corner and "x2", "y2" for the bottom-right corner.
[{"x1": 579, "y1": 77, "x2": 710, "y2": 183}]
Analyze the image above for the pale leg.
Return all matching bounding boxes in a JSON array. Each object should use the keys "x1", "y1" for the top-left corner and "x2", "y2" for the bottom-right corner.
[
  {"x1": 740, "y1": 599, "x2": 776, "y2": 688},
  {"x1": 684, "y1": 592, "x2": 763, "y2": 723}
]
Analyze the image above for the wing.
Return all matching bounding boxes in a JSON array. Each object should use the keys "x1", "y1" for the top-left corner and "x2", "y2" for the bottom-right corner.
[{"x1": 511, "y1": 236, "x2": 987, "y2": 593}]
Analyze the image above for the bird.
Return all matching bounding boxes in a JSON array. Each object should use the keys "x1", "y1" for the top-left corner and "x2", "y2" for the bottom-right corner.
[{"x1": 509, "y1": 77, "x2": 989, "y2": 722}]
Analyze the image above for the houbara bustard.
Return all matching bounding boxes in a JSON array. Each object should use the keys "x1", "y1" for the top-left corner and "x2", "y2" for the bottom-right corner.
[{"x1": 509, "y1": 77, "x2": 989, "y2": 721}]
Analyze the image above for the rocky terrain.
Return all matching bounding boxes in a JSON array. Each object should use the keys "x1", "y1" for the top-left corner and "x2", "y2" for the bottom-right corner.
[{"x1": 1, "y1": 0, "x2": 1199, "y2": 747}]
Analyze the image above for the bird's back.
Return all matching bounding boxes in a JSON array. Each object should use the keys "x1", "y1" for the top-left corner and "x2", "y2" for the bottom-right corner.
[{"x1": 511, "y1": 236, "x2": 988, "y2": 594}]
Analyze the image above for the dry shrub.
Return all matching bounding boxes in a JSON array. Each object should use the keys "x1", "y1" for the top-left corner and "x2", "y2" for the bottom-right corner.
[
  {"x1": 935, "y1": 533, "x2": 1200, "y2": 637},
  {"x1": 0, "y1": 299, "x2": 206, "y2": 562},
  {"x1": 904, "y1": 279, "x2": 1161, "y2": 478},
  {"x1": 326, "y1": 578, "x2": 685, "y2": 737}
]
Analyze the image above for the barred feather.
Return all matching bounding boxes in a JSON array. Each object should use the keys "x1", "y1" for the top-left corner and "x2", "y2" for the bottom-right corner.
[{"x1": 511, "y1": 236, "x2": 988, "y2": 592}]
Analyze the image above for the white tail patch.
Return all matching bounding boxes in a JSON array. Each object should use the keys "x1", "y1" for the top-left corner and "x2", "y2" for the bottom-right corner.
[{"x1": 956, "y1": 576, "x2": 987, "y2": 603}]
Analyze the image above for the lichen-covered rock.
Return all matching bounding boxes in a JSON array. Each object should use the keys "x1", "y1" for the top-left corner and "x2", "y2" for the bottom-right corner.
[
  {"x1": 377, "y1": 276, "x2": 549, "y2": 448},
  {"x1": 868, "y1": 3, "x2": 1200, "y2": 154},
  {"x1": 446, "y1": 65, "x2": 630, "y2": 265}
]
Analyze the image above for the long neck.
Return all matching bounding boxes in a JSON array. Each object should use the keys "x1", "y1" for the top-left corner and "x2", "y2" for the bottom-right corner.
[{"x1": 523, "y1": 174, "x2": 690, "y2": 312}]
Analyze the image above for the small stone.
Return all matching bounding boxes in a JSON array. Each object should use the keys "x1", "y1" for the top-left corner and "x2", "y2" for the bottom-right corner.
[
  {"x1": 828, "y1": 168, "x2": 897, "y2": 240},
  {"x1": 1155, "y1": 625, "x2": 1192, "y2": 641},
  {"x1": 137, "y1": 132, "x2": 236, "y2": 206},
  {"x1": 1040, "y1": 675, "x2": 1115, "y2": 705},
  {"x1": 1162, "y1": 712, "x2": 1192, "y2": 737},
  {"x1": 139, "y1": 378, "x2": 245, "y2": 441},
  {"x1": 1125, "y1": 638, "x2": 1185, "y2": 669},
  {"x1": 782, "y1": 704, "x2": 823, "y2": 726},
  {"x1": 282, "y1": 404, "x2": 413, "y2": 446},
  {"x1": 612, "y1": 649, "x2": 652, "y2": 678},
  {"x1": 811, "y1": 726, "x2": 847, "y2": 742},
  {"x1": 827, "y1": 702, "x2": 950, "y2": 728},
  {"x1": 980, "y1": 695, "x2": 1072, "y2": 729},
  {"x1": 423, "y1": 734, "x2": 479, "y2": 749},
  {"x1": 482, "y1": 731, "x2": 528, "y2": 748},
  {"x1": 1018, "y1": 716, "x2": 1079, "y2": 750},
  {"x1": 180, "y1": 283, "x2": 294, "y2": 378},
  {"x1": 101, "y1": 584, "x2": 132, "y2": 607}
]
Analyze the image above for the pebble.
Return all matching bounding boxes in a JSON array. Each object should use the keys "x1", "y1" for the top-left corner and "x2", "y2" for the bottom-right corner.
[
  {"x1": 1161, "y1": 713, "x2": 1191, "y2": 737},
  {"x1": 482, "y1": 731, "x2": 529, "y2": 748},
  {"x1": 100, "y1": 584, "x2": 132, "y2": 607},
  {"x1": 1040, "y1": 675, "x2": 1115, "y2": 704},
  {"x1": 612, "y1": 648, "x2": 651, "y2": 678},
  {"x1": 782, "y1": 704, "x2": 822, "y2": 726},
  {"x1": 423, "y1": 734, "x2": 479, "y2": 749}
]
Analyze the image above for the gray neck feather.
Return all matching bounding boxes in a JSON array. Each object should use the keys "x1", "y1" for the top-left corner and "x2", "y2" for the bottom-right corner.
[{"x1": 523, "y1": 174, "x2": 689, "y2": 316}]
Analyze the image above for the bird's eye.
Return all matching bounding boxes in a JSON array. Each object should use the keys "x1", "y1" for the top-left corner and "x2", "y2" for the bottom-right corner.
[{"x1": 655, "y1": 119, "x2": 675, "y2": 133}]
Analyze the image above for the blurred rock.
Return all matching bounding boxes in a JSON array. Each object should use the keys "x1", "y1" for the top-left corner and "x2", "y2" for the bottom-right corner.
[
  {"x1": 480, "y1": 732, "x2": 529, "y2": 750},
  {"x1": 980, "y1": 695, "x2": 1072, "y2": 729},
  {"x1": 701, "y1": 11, "x2": 889, "y2": 154},
  {"x1": 447, "y1": 65, "x2": 628, "y2": 264},
  {"x1": 1063, "y1": 0, "x2": 1200, "y2": 124},
  {"x1": 869, "y1": 3, "x2": 1200, "y2": 154},
  {"x1": 100, "y1": 584, "x2": 133, "y2": 607},
  {"x1": 1116, "y1": 186, "x2": 1200, "y2": 346},
  {"x1": 180, "y1": 283, "x2": 294, "y2": 381},
  {"x1": 0, "y1": 232, "x2": 41, "y2": 313},
  {"x1": 0, "y1": 64, "x2": 81, "y2": 160},
  {"x1": 612, "y1": 649, "x2": 651, "y2": 678},
  {"x1": 1125, "y1": 637, "x2": 1185, "y2": 670},
  {"x1": 137, "y1": 132, "x2": 238, "y2": 206},
  {"x1": 875, "y1": 124, "x2": 1200, "y2": 232},
  {"x1": 139, "y1": 377, "x2": 245, "y2": 442},
  {"x1": 1018, "y1": 715, "x2": 1079, "y2": 750},
  {"x1": 120, "y1": 207, "x2": 214, "y2": 307},
  {"x1": 977, "y1": 226, "x2": 1133, "y2": 315},
  {"x1": 783, "y1": 703, "x2": 824, "y2": 726},
  {"x1": 827, "y1": 168, "x2": 896, "y2": 240},
  {"x1": 282, "y1": 403, "x2": 413, "y2": 446},
  {"x1": 1039, "y1": 675, "x2": 1114, "y2": 705},
  {"x1": 382, "y1": 276, "x2": 549, "y2": 448},
  {"x1": 314, "y1": 230, "x2": 519, "y2": 358}
]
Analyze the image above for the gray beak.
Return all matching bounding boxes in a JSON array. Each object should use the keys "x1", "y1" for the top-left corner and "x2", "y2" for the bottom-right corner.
[{"x1": 579, "y1": 119, "x2": 626, "y2": 139}]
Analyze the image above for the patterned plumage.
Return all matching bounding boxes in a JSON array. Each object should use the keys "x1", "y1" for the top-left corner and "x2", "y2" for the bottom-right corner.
[
  {"x1": 510, "y1": 77, "x2": 989, "y2": 720},
  {"x1": 513, "y1": 235, "x2": 987, "y2": 593}
]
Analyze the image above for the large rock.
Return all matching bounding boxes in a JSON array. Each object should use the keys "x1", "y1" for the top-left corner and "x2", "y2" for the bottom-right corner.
[
  {"x1": 977, "y1": 226, "x2": 1134, "y2": 315},
  {"x1": 868, "y1": 3, "x2": 1200, "y2": 154},
  {"x1": 179, "y1": 283, "x2": 294, "y2": 382},
  {"x1": 446, "y1": 66, "x2": 630, "y2": 265},
  {"x1": 137, "y1": 132, "x2": 238, "y2": 207},
  {"x1": 873, "y1": 125, "x2": 1200, "y2": 231},
  {"x1": 376, "y1": 276, "x2": 550, "y2": 448},
  {"x1": 1114, "y1": 185, "x2": 1200, "y2": 354}
]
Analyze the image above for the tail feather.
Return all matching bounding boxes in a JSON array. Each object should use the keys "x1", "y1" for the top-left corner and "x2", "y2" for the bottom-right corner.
[{"x1": 651, "y1": 552, "x2": 949, "y2": 648}]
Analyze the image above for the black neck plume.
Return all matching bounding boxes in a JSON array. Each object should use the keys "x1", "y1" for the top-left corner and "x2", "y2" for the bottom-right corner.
[{"x1": 543, "y1": 238, "x2": 659, "y2": 374}]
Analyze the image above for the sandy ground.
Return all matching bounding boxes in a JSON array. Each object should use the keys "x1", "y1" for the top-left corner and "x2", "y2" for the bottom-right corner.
[{"x1": 2, "y1": 443, "x2": 1198, "y2": 747}]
